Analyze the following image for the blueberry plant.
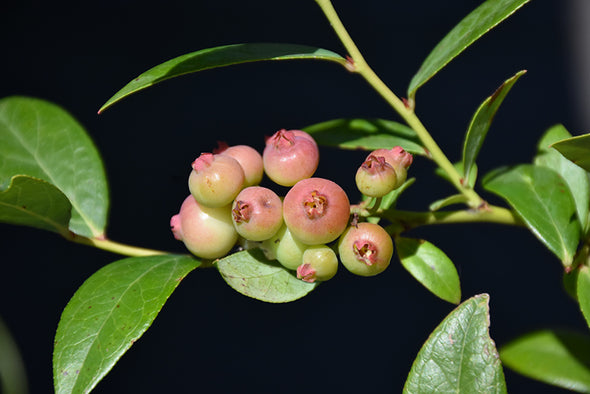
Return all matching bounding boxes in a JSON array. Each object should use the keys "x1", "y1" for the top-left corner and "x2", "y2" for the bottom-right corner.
[{"x1": 1, "y1": 0, "x2": 590, "y2": 392}]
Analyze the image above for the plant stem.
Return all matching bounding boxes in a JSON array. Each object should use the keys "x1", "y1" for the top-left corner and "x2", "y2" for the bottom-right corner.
[
  {"x1": 314, "y1": 0, "x2": 483, "y2": 208},
  {"x1": 68, "y1": 234, "x2": 169, "y2": 257},
  {"x1": 382, "y1": 205, "x2": 523, "y2": 232}
]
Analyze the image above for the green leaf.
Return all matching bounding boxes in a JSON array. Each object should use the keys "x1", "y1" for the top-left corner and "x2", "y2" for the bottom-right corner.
[
  {"x1": 0, "y1": 96, "x2": 109, "y2": 238},
  {"x1": 500, "y1": 330, "x2": 590, "y2": 393},
  {"x1": 552, "y1": 133, "x2": 590, "y2": 173},
  {"x1": 0, "y1": 175, "x2": 71, "y2": 235},
  {"x1": 429, "y1": 194, "x2": 469, "y2": 211},
  {"x1": 577, "y1": 266, "x2": 590, "y2": 331},
  {"x1": 216, "y1": 248, "x2": 317, "y2": 303},
  {"x1": 483, "y1": 164, "x2": 580, "y2": 266},
  {"x1": 535, "y1": 124, "x2": 590, "y2": 232},
  {"x1": 53, "y1": 254, "x2": 200, "y2": 394},
  {"x1": 404, "y1": 294, "x2": 506, "y2": 393},
  {"x1": 563, "y1": 268, "x2": 579, "y2": 301},
  {"x1": 303, "y1": 118, "x2": 427, "y2": 155},
  {"x1": 463, "y1": 70, "x2": 526, "y2": 178},
  {"x1": 396, "y1": 237, "x2": 461, "y2": 304},
  {"x1": 99, "y1": 43, "x2": 346, "y2": 112},
  {"x1": 408, "y1": 0, "x2": 532, "y2": 99}
]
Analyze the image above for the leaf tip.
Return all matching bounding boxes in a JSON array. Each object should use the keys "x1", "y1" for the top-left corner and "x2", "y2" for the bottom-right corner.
[{"x1": 97, "y1": 103, "x2": 110, "y2": 114}]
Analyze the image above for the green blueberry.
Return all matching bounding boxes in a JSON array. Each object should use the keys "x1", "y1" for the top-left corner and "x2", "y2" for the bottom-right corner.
[
  {"x1": 338, "y1": 222, "x2": 393, "y2": 276},
  {"x1": 355, "y1": 154, "x2": 398, "y2": 197},
  {"x1": 297, "y1": 245, "x2": 338, "y2": 282},
  {"x1": 188, "y1": 153, "x2": 245, "y2": 208},
  {"x1": 261, "y1": 224, "x2": 308, "y2": 270}
]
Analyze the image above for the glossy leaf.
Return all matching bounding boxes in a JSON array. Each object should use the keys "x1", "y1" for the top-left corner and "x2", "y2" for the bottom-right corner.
[
  {"x1": 396, "y1": 237, "x2": 461, "y2": 304},
  {"x1": 404, "y1": 294, "x2": 506, "y2": 393},
  {"x1": 53, "y1": 254, "x2": 200, "y2": 394},
  {"x1": 0, "y1": 175, "x2": 71, "y2": 236},
  {"x1": 578, "y1": 267, "x2": 590, "y2": 331},
  {"x1": 216, "y1": 249, "x2": 317, "y2": 303},
  {"x1": 99, "y1": 43, "x2": 346, "y2": 112},
  {"x1": 483, "y1": 164, "x2": 580, "y2": 266},
  {"x1": 463, "y1": 70, "x2": 526, "y2": 178},
  {"x1": 552, "y1": 133, "x2": 590, "y2": 172},
  {"x1": 535, "y1": 124, "x2": 590, "y2": 231},
  {"x1": 0, "y1": 96, "x2": 109, "y2": 238},
  {"x1": 408, "y1": 0, "x2": 531, "y2": 99},
  {"x1": 303, "y1": 118, "x2": 427, "y2": 155},
  {"x1": 500, "y1": 330, "x2": 590, "y2": 393}
]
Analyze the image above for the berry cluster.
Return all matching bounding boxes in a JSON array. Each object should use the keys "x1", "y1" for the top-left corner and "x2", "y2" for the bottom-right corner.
[{"x1": 170, "y1": 129, "x2": 413, "y2": 283}]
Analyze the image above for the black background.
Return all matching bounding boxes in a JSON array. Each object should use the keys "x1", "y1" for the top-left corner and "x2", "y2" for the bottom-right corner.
[{"x1": 1, "y1": 1, "x2": 587, "y2": 393}]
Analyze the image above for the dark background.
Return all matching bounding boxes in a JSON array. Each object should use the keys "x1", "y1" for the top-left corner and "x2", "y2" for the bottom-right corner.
[{"x1": 1, "y1": 0, "x2": 588, "y2": 393}]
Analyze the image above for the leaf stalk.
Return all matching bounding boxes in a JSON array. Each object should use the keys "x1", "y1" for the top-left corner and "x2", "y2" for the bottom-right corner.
[{"x1": 67, "y1": 233, "x2": 169, "y2": 257}]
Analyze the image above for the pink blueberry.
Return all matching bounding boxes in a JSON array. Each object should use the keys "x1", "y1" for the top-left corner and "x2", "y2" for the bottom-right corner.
[
  {"x1": 216, "y1": 144, "x2": 264, "y2": 187},
  {"x1": 263, "y1": 129, "x2": 319, "y2": 186},
  {"x1": 283, "y1": 177, "x2": 350, "y2": 245},
  {"x1": 231, "y1": 186, "x2": 283, "y2": 241},
  {"x1": 170, "y1": 195, "x2": 238, "y2": 259}
]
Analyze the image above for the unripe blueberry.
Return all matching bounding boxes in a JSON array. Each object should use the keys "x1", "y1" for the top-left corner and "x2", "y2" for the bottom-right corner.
[
  {"x1": 216, "y1": 144, "x2": 264, "y2": 187},
  {"x1": 368, "y1": 146, "x2": 413, "y2": 187},
  {"x1": 283, "y1": 177, "x2": 350, "y2": 245},
  {"x1": 260, "y1": 224, "x2": 308, "y2": 270},
  {"x1": 338, "y1": 222, "x2": 393, "y2": 277},
  {"x1": 297, "y1": 245, "x2": 338, "y2": 282},
  {"x1": 170, "y1": 195, "x2": 238, "y2": 259},
  {"x1": 355, "y1": 154, "x2": 398, "y2": 197},
  {"x1": 231, "y1": 186, "x2": 283, "y2": 241},
  {"x1": 263, "y1": 129, "x2": 319, "y2": 186},
  {"x1": 188, "y1": 153, "x2": 245, "y2": 208}
]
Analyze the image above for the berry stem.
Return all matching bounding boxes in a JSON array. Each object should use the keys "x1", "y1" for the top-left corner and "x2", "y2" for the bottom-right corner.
[
  {"x1": 381, "y1": 205, "x2": 523, "y2": 233},
  {"x1": 314, "y1": 0, "x2": 483, "y2": 208},
  {"x1": 67, "y1": 233, "x2": 170, "y2": 257}
]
